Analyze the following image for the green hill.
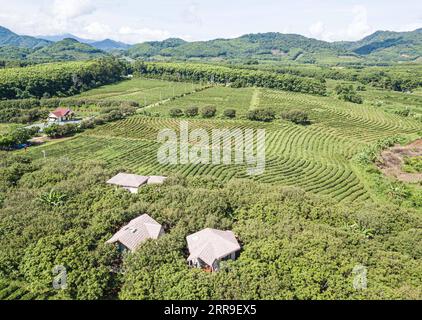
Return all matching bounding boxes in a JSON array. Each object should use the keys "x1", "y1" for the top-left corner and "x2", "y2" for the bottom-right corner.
[
  {"x1": 127, "y1": 30, "x2": 422, "y2": 64},
  {"x1": 0, "y1": 46, "x2": 32, "y2": 61},
  {"x1": 127, "y1": 38, "x2": 187, "y2": 57},
  {"x1": 0, "y1": 26, "x2": 50, "y2": 49},
  {"x1": 90, "y1": 39, "x2": 131, "y2": 52},
  {"x1": 128, "y1": 33, "x2": 347, "y2": 63},
  {"x1": 27, "y1": 38, "x2": 106, "y2": 62},
  {"x1": 336, "y1": 29, "x2": 422, "y2": 62},
  {"x1": 1, "y1": 25, "x2": 422, "y2": 64}
]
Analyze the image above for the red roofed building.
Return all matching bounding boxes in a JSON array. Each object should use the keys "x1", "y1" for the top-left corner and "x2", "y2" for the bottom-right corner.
[{"x1": 48, "y1": 108, "x2": 74, "y2": 123}]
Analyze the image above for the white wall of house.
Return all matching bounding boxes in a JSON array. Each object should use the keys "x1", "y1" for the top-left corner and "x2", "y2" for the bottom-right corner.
[{"x1": 123, "y1": 186, "x2": 139, "y2": 194}]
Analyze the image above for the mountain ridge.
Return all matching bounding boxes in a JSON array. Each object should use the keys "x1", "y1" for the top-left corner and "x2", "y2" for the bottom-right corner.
[{"x1": 1, "y1": 25, "x2": 421, "y2": 64}]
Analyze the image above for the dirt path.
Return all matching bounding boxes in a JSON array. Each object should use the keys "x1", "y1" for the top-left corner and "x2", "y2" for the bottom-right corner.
[
  {"x1": 249, "y1": 88, "x2": 261, "y2": 110},
  {"x1": 377, "y1": 139, "x2": 422, "y2": 183},
  {"x1": 138, "y1": 85, "x2": 213, "y2": 112}
]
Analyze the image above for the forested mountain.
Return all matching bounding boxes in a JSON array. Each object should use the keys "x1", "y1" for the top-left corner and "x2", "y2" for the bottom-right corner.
[
  {"x1": 27, "y1": 38, "x2": 106, "y2": 62},
  {"x1": 37, "y1": 33, "x2": 95, "y2": 44},
  {"x1": 90, "y1": 39, "x2": 131, "y2": 51},
  {"x1": 127, "y1": 29, "x2": 422, "y2": 64},
  {"x1": 335, "y1": 28, "x2": 422, "y2": 62},
  {"x1": 0, "y1": 26, "x2": 51, "y2": 49},
  {"x1": 0, "y1": 28, "x2": 106, "y2": 62},
  {"x1": 1, "y1": 25, "x2": 422, "y2": 64},
  {"x1": 127, "y1": 33, "x2": 345, "y2": 62},
  {"x1": 38, "y1": 34, "x2": 131, "y2": 52},
  {"x1": 127, "y1": 38, "x2": 187, "y2": 57}
]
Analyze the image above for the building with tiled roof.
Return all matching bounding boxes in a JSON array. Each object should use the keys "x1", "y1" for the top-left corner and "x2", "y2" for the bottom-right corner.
[{"x1": 106, "y1": 214, "x2": 164, "y2": 252}]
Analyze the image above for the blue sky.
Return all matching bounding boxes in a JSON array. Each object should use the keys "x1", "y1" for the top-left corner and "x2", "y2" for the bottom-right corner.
[{"x1": 0, "y1": 0, "x2": 421, "y2": 43}]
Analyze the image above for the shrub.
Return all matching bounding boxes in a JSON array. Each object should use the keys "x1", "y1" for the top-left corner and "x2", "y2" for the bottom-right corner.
[
  {"x1": 223, "y1": 109, "x2": 236, "y2": 119},
  {"x1": 80, "y1": 119, "x2": 96, "y2": 130},
  {"x1": 335, "y1": 84, "x2": 363, "y2": 104},
  {"x1": 201, "y1": 106, "x2": 217, "y2": 118},
  {"x1": 246, "y1": 108, "x2": 276, "y2": 122},
  {"x1": 281, "y1": 109, "x2": 310, "y2": 125},
  {"x1": 0, "y1": 127, "x2": 32, "y2": 150},
  {"x1": 169, "y1": 108, "x2": 184, "y2": 118},
  {"x1": 44, "y1": 124, "x2": 79, "y2": 139},
  {"x1": 395, "y1": 107, "x2": 411, "y2": 117},
  {"x1": 185, "y1": 106, "x2": 199, "y2": 117}
]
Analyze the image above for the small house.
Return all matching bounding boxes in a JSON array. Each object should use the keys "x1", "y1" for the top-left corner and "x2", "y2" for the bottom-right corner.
[
  {"x1": 48, "y1": 108, "x2": 74, "y2": 123},
  {"x1": 107, "y1": 173, "x2": 167, "y2": 193},
  {"x1": 147, "y1": 176, "x2": 168, "y2": 185},
  {"x1": 186, "y1": 228, "x2": 241, "y2": 272},
  {"x1": 106, "y1": 214, "x2": 164, "y2": 252}
]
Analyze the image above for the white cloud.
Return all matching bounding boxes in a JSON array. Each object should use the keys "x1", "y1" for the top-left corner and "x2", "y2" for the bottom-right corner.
[
  {"x1": 396, "y1": 22, "x2": 422, "y2": 32},
  {"x1": 307, "y1": 5, "x2": 374, "y2": 42},
  {"x1": 118, "y1": 26, "x2": 171, "y2": 43},
  {"x1": 83, "y1": 22, "x2": 112, "y2": 38},
  {"x1": 346, "y1": 5, "x2": 372, "y2": 40},
  {"x1": 52, "y1": 0, "x2": 95, "y2": 20},
  {"x1": 181, "y1": 2, "x2": 202, "y2": 26},
  {"x1": 309, "y1": 21, "x2": 325, "y2": 39}
]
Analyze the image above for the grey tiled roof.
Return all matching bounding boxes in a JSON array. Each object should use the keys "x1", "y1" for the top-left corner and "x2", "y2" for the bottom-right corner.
[
  {"x1": 106, "y1": 214, "x2": 163, "y2": 252},
  {"x1": 107, "y1": 173, "x2": 150, "y2": 188},
  {"x1": 107, "y1": 173, "x2": 168, "y2": 188},
  {"x1": 187, "y1": 229, "x2": 240, "y2": 266}
]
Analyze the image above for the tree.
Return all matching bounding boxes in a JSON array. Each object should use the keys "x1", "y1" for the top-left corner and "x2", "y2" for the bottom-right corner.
[
  {"x1": 281, "y1": 110, "x2": 310, "y2": 125},
  {"x1": 335, "y1": 84, "x2": 363, "y2": 104},
  {"x1": 201, "y1": 106, "x2": 217, "y2": 118},
  {"x1": 185, "y1": 106, "x2": 199, "y2": 117},
  {"x1": 246, "y1": 108, "x2": 275, "y2": 122},
  {"x1": 0, "y1": 127, "x2": 32, "y2": 150},
  {"x1": 37, "y1": 188, "x2": 67, "y2": 207},
  {"x1": 223, "y1": 109, "x2": 236, "y2": 119},
  {"x1": 169, "y1": 108, "x2": 184, "y2": 118},
  {"x1": 44, "y1": 124, "x2": 79, "y2": 138}
]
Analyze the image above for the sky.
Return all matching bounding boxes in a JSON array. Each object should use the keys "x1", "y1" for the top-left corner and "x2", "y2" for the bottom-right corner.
[{"x1": 0, "y1": 0, "x2": 421, "y2": 44}]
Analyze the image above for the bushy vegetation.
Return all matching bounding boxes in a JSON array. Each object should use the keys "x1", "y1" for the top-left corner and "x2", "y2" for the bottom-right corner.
[
  {"x1": 244, "y1": 64, "x2": 422, "y2": 92},
  {"x1": 403, "y1": 156, "x2": 422, "y2": 174},
  {"x1": 356, "y1": 136, "x2": 406, "y2": 165},
  {"x1": 169, "y1": 108, "x2": 184, "y2": 118},
  {"x1": 200, "y1": 106, "x2": 217, "y2": 118},
  {"x1": 281, "y1": 109, "x2": 310, "y2": 125},
  {"x1": 184, "y1": 106, "x2": 199, "y2": 117},
  {"x1": 335, "y1": 84, "x2": 364, "y2": 104},
  {"x1": 0, "y1": 126, "x2": 34, "y2": 150},
  {"x1": 0, "y1": 58, "x2": 127, "y2": 100},
  {"x1": 133, "y1": 61, "x2": 327, "y2": 95},
  {"x1": 223, "y1": 109, "x2": 236, "y2": 119},
  {"x1": 246, "y1": 108, "x2": 276, "y2": 122},
  {"x1": 0, "y1": 156, "x2": 420, "y2": 300},
  {"x1": 44, "y1": 124, "x2": 80, "y2": 139}
]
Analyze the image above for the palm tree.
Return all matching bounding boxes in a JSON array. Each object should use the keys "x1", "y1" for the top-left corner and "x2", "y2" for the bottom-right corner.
[{"x1": 37, "y1": 189, "x2": 67, "y2": 207}]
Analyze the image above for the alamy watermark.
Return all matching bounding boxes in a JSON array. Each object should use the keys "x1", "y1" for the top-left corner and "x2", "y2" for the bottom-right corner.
[
  {"x1": 157, "y1": 121, "x2": 266, "y2": 176},
  {"x1": 52, "y1": 265, "x2": 67, "y2": 290},
  {"x1": 352, "y1": 264, "x2": 367, "y2": 290}
]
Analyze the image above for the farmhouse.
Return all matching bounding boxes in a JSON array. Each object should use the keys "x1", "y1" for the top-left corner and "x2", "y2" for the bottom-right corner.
[
  {"x1": 186, "y1": 228, "x2": 241, "y2": 272},
  {"x1": 106, "y1": 214, "x2": 164, "y2": 252},
  {"x1": 48, "y1": 107, "x2": 74, "y2": 123},
  {"x1": 107, "y1": 173, "x2": 167, "y2": 193}
]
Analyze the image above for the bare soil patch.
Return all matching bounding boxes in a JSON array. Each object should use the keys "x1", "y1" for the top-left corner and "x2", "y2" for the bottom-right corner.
[{"x1": 377, "y1": 139, "x2": 422, "y2": 183}]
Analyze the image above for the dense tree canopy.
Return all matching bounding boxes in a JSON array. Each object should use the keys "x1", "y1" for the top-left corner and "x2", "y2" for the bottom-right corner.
[
  {"x1": 0, "y1": 156, "x2": 420, "y2": 300},
  {"x1": 133, "y1": 61, "x2": 327, "y2": 96},
  {"x1": 0, "y1": 58, "x2": 127, "y2": 100}
]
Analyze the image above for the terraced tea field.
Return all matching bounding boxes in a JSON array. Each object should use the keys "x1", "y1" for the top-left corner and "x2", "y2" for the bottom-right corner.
[
  {"x1": 0, "y1": 280, "x2": 40, "y2": 300},
  {"x1": 26, "y1": 79, "x2": 422, "y2": 204},
  {"x1": 75, "y1": 77, "x2": 207, "y2": 106},
  {"x1": 149, "y1": 86, "x2": 257, "y2": 116}
]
